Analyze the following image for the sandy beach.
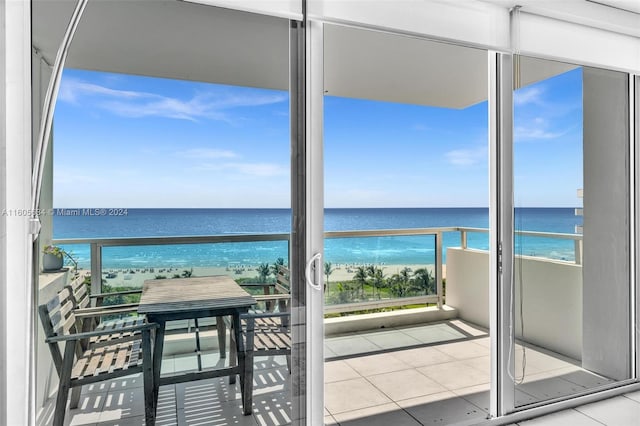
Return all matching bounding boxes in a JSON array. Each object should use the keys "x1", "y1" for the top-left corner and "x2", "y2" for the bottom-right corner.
[{"x1": 91, "y1": 263, "x2": 446, "y2": 288}]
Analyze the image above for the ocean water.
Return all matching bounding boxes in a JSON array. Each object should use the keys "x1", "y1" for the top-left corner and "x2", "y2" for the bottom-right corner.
[{"x1": 53, "y1": 208, "x2": 581, "y2": 269}]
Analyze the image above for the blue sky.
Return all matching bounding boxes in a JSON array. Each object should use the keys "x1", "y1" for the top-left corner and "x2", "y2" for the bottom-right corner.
[{"x1": 54, "y1": 67, "x2": 583, "y2": 208}]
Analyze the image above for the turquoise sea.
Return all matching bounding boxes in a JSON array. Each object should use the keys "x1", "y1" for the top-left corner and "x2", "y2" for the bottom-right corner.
[{"x1": 53, "y1": 208, "x2": 582, "y2": 270}]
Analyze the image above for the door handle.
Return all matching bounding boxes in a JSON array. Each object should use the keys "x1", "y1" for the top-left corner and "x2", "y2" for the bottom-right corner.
[{"x1": 305, "y1": 252, "x2": 322, "y2": 291}]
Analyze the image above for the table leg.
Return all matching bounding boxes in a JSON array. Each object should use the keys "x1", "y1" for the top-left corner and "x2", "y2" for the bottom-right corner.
[
  {"x1": 229, "y1": 318, "x2": 237, "y2": 384},
  {"x1": 233, "y1": 314, "x2": 252, "y2": 415},
  {"x1": 152, "y1": 318, "x2": 166, "y2": 412},
  {"x1": 216, "y1": 316, "x2": 226, "y2": 358}
]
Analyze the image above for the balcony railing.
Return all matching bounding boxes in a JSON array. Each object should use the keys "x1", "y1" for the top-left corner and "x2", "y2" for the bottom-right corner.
[{"x1": 53, "y1": 226, "x2": 583, "y2": 314}]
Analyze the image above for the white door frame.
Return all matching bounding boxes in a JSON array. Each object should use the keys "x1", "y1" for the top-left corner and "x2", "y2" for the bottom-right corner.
[
  {"x1": 304, "y1": 17, "x2": 326, "y2": 426},
  {"x1": 489, "y1": 50, "x2": 515, "y2": 418}
]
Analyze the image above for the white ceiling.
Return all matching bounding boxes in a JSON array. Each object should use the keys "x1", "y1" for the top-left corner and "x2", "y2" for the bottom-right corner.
[
  {"x1": 32, "y1": 0, "x2": 291, "y2": 91},
  {"x1": 586, "y1": 0, "x2": 640, "y2": 14},
  {"x1": 323, "y1": 25, "x2": 488, "y2": 109},
  {"x1": 32, "y1": 0, "x2": 576, "y2": 109}
]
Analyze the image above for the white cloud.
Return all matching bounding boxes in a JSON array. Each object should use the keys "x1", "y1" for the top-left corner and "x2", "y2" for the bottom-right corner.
[
  {"x1": 515, "y1": 117, "x2": 569, "y2": 141},
  {"x1": 514, "y1": 86, "x2": 543, "y2": 106},
  {"x1": 445, "y1": 145, "x2": 487, "y2": 166},
  {"x1": 58, "y1": 78, "x2": 287, "y2": 122},
  {"x1": 514, "y1": 126, "x2": 566, "y2": 140}
]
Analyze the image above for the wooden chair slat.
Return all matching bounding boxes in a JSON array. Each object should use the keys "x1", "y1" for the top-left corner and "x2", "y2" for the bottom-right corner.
[
  {"x1": 98, "y1": 346, "x2": 117, "y2": 375},
  {"x1": 114, "y1": 344, "x2": 130, "y2": 371},
  {"x1": 85, "y1": 347, "x2": 105, "y2": 377},
  {"x1": 39, "y1": 285, "x2": 155, "y2": 426}
]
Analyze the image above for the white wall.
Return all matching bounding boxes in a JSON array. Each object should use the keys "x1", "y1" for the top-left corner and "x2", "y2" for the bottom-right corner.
[
  {"x1": 308, "y1": 0, "x2": 640, "y2": 73},
  {"x1": 582, "y1": 67, "x2": 631, "y2": 381},
  {"x1": 446, "y1": 248, "x2": 583, "y2": 360},
  {"x1": 1, "y1": 0, "x2": 33, "y2": 425},
  {"x1": 183, "y1": 0, "x2": 302, "y2": 20},
  {"x1": 519, "y1": 12, "x2": 640, "y2": 73},
  {"x1": 0, "y1": 1, "x2": 6, "y2": 420},
  {"x1": 308, "y1": 0, "x2": 510, "y2": 50}
]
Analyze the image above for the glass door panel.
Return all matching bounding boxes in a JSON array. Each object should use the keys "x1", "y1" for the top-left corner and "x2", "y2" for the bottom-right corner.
[
  {"x1": 45, "y1": 3, "x2": 301, "y2": 424},
  {"x1": 322, "y1": 24, "x2": 491, "y2": 425},
  {"x1": 512, "y1": 56, "x2": 632, "y2": 408}
]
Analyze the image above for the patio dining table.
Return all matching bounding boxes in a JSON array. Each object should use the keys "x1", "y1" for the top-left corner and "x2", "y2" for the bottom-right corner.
[{"x1": 137, "y1": 275, "x2": 256, "y2": 415}]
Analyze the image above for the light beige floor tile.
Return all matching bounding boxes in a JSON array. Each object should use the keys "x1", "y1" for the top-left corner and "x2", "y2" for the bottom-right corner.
[
  {"x1": 333, "y1": 402, "x2": 421, "y2": 426},
  {"x1": 66, "y1": 392, "x2": 109, "y2": 426},
  {"x1": 325, "y1": 378, "x2": 392, "y2": 414},
  {"x1": 389, "y1": 346, "x2": 456, "y2": 368},
  {"x1": 324, "y1": 415, "x2": 338, "y2": 425},
  {"x1": 253, "y1": 366, "x2": 291, "y2": 396},
  {"x1": 397, "y1": 391, "x2": 486, "y2": 425},
  {"x1": 362, "y1": 330, "x2": 422, "y2": 350},
  {"x1": 367, "y1": 369, "x2": 446, "y2": 401},
  {"x1": 324, "y1": 360, "x2": 362, "y2": 383},
  {"x1": 176, "y1": 377, "x2": 241, "y2": 410},
  {"x1": 473, "y1": 336, "x2": 491, "y2": 348},
  {"x1": 251, "y1": 391, "x2": 292, "y2": 426},
  {"x1": 519, "y1": 409, "x2": 604, "y2": 425},
  {"x1": 518, "y1": 347, "x2": 578, "y2": 374},
  {"x1": 396, "y1": 390, "x2": 457, "y2": 408},
  {"x1": 325, "y1": 336, "x2": 382, "y2": 357},
  {"x1": 345, "y1": 353, "x2": 411, "y2": 377},
  {"x1": 447, "y1": 320, "x2": 488, "y2": 337},
  {"x1": 516, "y1": 375, "x2": 586, "y2": 403},
  {"x1": 452, "y1": 383, "x2": 490, "y2": 412},
  {"x1": 177, "y1": 401, "x2": 258, "y2": 426},
  {"x1": 576, "y1": 395, "x2": 640, "y2": 426},
  {"x1": 417, "y1": 360, "x2": 489, "y2": 390},
  {"x1": 624, "y1": 390, "x2": 640, "y2": 403},
  {"x1": 95, "y1": 415, "x2": 149, "y2": 425},
  {"x1": 434, "y1": 340, "x2": 489, "y2": 360},
  {"x1": 97, "y1": 388, "x2": 149, "y2": 422},
  {"x1": 462, "y1": 355, "x2": 491, "y2": 375}
]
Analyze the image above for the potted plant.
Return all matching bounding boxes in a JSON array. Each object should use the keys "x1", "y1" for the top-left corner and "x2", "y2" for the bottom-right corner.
[{"x1": 42, "y1": 245, "x2": 64, "y2": 272}]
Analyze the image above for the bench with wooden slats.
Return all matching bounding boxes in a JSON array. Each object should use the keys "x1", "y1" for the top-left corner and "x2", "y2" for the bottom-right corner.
[{"x1": 39, "y1": 286, "x2": 157, "y2": 426}]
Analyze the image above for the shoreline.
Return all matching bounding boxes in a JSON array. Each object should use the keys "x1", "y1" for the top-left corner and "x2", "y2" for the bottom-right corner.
[{"x1": 84, "y1": 263, "x2": 447, "y2": 289}]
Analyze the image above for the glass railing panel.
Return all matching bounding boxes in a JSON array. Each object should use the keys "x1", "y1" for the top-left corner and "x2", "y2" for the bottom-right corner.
[{"x1": 324, "y1": 234, "x2": 437, "y2": 308}]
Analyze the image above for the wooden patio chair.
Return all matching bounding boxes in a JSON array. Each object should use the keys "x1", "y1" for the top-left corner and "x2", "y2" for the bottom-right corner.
[
  {"x1": 39, "y1": 286, "x2": 158, "y2": 426},
  {"x1": 230, "y1": 266, "x2": 291, "y2": 412},
  {"x1": 66, "y1": 276, "x2": 145, "y2": 350}
]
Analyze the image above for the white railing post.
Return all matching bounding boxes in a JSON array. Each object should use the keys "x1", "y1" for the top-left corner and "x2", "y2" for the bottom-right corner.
[
  {"x1": 461, "y1": 229, "x2": 468, "y2": 249},
  {"x1": 575, "y1": 239, "x2": 583, "y2": 265},
  {"x1": 436, "y1": 231, "x2": 443, "y2": 309},
  {"x1": 90, "y1": 243, "x2": 102, "y2": 300}
]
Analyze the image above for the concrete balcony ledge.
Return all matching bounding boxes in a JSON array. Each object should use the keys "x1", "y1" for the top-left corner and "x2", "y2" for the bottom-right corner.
[{"x1": 324, "y1": 304, "x2": 457, "y2": 336}]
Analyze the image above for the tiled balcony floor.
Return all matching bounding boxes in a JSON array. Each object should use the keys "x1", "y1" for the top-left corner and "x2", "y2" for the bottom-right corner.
[{"x1": 42, "y1": 319, "x2": 632, "y2": 426}]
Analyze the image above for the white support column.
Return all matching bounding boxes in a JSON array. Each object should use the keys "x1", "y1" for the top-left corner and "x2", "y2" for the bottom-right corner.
[
  {"x1": 1, "y1": 1, "x2": 33, "y2": 425},
  {"x1": 582, "y1": 67, "x2": 631, "y2": 381}
]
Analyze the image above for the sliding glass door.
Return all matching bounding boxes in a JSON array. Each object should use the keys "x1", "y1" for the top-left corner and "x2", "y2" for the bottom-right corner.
[
  {"x1": 509, "y1": 55, "x2": 633, "y2": 410},
  {"x1": 320, "y1": 23, "x2": 492, "y2": 425}
]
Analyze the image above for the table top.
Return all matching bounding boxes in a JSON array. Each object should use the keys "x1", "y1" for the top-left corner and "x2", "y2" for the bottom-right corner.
[{"x1": 137, "y1": 275, "x2": 256, "y2": 315}]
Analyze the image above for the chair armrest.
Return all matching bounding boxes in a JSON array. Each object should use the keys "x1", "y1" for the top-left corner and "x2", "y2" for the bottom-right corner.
[
  {"x1": 238, "y1": 282, "x2": 276, "y2": 288},
  {"x1": 241, "y1": 312, "x2": 290, "y2": 320},
  {"x1": 90, "y1": 289, "x2": 142, "y2": 299},
  {"x1": 253, "y1": 294, "x2": 290, "y2": 302},
  {"x1": 74, "y1": 304, "x2": 139, "y2": 318},
  {"x1": 46, "y1": 322, "x2": 159, "y2": 343}
]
